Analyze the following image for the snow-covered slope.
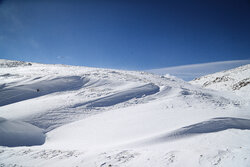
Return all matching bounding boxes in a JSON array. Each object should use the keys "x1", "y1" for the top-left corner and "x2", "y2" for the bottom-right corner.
[
  {"x1": 147, "y1": 60, "x2": 250, "y2": 81},
  {"x1": 190, "y1": 64, "x2": 250, "y2": 99},
  {"x1": 0, "y1": 59, "x2": 250, "y2": 167}
]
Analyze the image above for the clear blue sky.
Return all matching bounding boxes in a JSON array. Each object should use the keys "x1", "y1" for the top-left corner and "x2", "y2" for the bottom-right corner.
[{"x1": 0, "y1": 0, "x2": 250, "y2": 70}]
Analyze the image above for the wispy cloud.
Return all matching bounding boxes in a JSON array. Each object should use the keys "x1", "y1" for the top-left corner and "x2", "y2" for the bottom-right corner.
[
  {"x1": 56, "y1": 56, "x2": 66, "y2": 59},
  {"x1": 146, "y1": 60, "x2": 250, "y2": 81}
]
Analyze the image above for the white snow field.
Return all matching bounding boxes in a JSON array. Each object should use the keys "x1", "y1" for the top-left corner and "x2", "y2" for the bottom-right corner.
[{"x1": 0, "y1": 59, "x2": 250, "y2": 167}]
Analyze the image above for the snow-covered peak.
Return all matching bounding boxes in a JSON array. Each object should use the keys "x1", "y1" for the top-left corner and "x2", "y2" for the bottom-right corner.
[
  {"x1": 190, "y1": 64, "x2": 250, "y2": 98},
  {"x1": 0, "y1": 59, "x2": 33, "y2": 68}
]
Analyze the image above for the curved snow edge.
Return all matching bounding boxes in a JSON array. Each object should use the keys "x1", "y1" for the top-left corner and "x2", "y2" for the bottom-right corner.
[
  {"x1": 72, "y1": 83, "x2": 160, "y2": 108},
  {"x1": 0, "y1": 117, "x2": 46, "y2": 147},
  {"x1": 0, "y1": 76, "x2": 88, "y2": 107},
  {"x1": 128, "y1": 117, "x2": 250, "y2": 147}
]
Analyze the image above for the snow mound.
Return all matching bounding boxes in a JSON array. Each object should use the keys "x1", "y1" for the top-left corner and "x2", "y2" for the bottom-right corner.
[
  {"x1": 139, "y1": 117, "x2": 250, "y2": 145},
  {"x1": 0, "y1": 117, "x2": 45, "y2": 147},
  {"x1": 0, "y1": 76, "x2": 87, "y2": 106}
]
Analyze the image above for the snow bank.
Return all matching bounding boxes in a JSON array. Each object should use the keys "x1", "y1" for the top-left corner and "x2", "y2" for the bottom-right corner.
[
  {"x1": 72, "y1": 83, "x2": 159, "y2": 108},
  {"x1": 0, "y1": 76, "x2": 87, "y2": 106},
  {"x1": 0, "y1": 117, "x2": 45, "y2": 147},
  {"x1": 132, "y1": 117, "x2": 250, "y2": 146}
]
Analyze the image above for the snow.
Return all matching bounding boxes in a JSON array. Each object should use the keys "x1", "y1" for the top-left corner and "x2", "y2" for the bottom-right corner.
[
  {"x1": 0, "y1": 117, "x2": 45, "y2": 147},
  {"x1": 147, "y1": 60, "x2": 250, "y2": 81},
  {"x1": 129, "y1": 117, "x2": 250, "y2": 147},
  {"x1": 0, "y1": 59, "x2": 32, "y2": 68},
  {"x1": 190, "y1": 64, "x2": 250, "y2": 100},
  {"x1": 0, "y1": 59, "x2": 250, "y2": 166},
  {"x1": 0, "y1": 76, "x2": 87, "y2": 106},
  {"x1": 71, "y1": 83, "x2": 159, "y2": 108}
]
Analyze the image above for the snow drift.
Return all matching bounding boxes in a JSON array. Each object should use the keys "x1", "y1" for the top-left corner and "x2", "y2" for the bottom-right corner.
[
  {"x1": 132, "y1": 117, "x2": 250, "y2": 146},
  {"x1": 0, "y1": 76, "x2": 87, "y2": 106},
  {"x1": 0, "y1": 117, "x2": 45, "y2": 147},
  {"x1": 72, "y1": 83, "x2": 159, "y2": 108}
]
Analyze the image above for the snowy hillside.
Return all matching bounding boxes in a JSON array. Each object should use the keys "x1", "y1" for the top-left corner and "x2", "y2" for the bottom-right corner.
[
  {"x1": 147, "y1": 60, "x2": 250, "y2": 81},
  {"x1": 190, "y1": 64, "x2": 250, "y2": 99},
  {"x1": 0, "y1": 59, "x2": 250, "y2": 167}
]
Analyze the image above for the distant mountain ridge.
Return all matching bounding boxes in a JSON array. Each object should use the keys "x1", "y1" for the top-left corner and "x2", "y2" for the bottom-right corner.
[
  {"x1": 147, "y1": 60, "x2": 250, "y2": 81},
  {"x1": 190, "y1": 64, "x2": 250, "y2": 99},
  {"x1": 0, "y1": 59, "x2": 32, "y2": 68}
]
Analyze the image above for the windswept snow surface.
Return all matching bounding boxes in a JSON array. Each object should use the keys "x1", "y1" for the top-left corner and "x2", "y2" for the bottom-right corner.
[
  {"x1": 0, "y1": 117, "x2": 45, "y2": 147},
  {"x1": 0, "y1": 76, "x2": 87, "y2": 106},
  {"x1": 127, "y1": 117, "x2": 250, "y2": 147},
  {"x1": 0, "y1": 59, "x2": 250, "y2": 167},
  {"x1": 71, "y1": 83, "x2": 159, "y2": 108}
]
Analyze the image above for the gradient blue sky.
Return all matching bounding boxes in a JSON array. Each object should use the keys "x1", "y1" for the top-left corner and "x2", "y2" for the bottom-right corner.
[{"x1": 0, "y1": 0, "x2": 250, "y2": 70}]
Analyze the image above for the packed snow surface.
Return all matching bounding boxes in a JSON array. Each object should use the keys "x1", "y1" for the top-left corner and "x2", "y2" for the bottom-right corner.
[{"x1": 0, "y1": 59, "x2": 250, "y2": 167}]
